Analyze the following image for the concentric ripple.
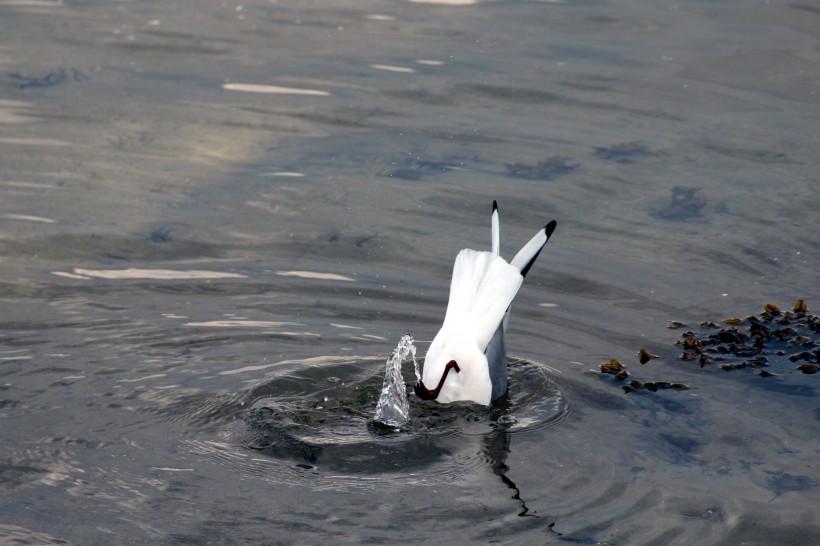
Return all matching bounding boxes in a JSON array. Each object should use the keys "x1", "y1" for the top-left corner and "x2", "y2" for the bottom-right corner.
[{"x1": 224, "y1": 354, "x2": 572, "y2": 491}]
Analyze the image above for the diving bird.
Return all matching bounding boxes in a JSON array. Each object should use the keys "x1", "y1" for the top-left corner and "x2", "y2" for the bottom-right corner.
[{"x1": 414, "y1": 202, "x2": 557, "y2": 405}]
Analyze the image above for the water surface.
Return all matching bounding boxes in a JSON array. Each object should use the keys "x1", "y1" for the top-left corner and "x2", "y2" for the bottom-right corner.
[{"x1": 1, "y1": 0, "x2": 818, "y2": 544}]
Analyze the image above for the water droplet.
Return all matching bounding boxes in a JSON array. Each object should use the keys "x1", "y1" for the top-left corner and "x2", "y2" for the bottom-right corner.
[{"x1": 496, "y1": 415, "x2": 517, "y2": 427}]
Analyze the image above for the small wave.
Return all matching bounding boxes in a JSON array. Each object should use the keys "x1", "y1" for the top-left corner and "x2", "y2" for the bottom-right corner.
[{"x1": 224, "y1": 353, "x2": 571, "y2": 492}]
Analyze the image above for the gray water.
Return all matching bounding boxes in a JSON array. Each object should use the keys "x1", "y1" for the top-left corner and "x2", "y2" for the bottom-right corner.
[{"x1": 1, "y1": 0, "x2": 819, "y2": 544}]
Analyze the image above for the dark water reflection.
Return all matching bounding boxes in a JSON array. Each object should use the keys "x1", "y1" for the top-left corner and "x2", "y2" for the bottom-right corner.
[
  {"x1": 2, "y1": 0, "x2": 819, "y2": 543},
  {"x1": 238, "y1": 357, "x2": 567, "y2": 482}
]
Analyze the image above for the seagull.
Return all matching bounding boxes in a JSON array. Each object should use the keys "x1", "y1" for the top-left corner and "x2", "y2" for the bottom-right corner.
[{"x1": 414, "y1": 201, "x2": 557, "y2": 405}]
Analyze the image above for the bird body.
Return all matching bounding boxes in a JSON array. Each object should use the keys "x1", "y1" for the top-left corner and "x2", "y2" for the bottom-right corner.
[{"x1": 415, "y1": 202, "x2": 556, "y2": 405}]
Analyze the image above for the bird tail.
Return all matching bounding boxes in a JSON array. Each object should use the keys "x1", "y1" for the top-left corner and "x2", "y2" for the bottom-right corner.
[
  {"x1": 442, "y1": 249, "x2": 523, "y2": 351},
  {"x1": 491, "y1": 200, "x2": 500, "y2": 257}
]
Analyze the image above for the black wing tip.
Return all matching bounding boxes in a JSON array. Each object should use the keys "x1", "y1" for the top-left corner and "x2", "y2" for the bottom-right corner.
[
  {"x1": 492, "y1": 200, "x2": 498, "y2": 213},
  {"x1": 520, "y1": 220, "x2": 557, "y2": 278},
  {"x1": 544, "y1": 220, "x2": 557, "y2": 239}
]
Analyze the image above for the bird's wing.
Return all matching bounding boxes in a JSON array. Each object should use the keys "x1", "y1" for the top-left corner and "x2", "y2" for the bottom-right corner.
[
  {"x1": 485, "y1": 322, "x2": 507, "y2": 400},
  {"x1": 441, "y1": 249, "x2": 523, "y2": 351},
  {"x1": 510, "y1": 220, "x2": 557, "y2": 277}
]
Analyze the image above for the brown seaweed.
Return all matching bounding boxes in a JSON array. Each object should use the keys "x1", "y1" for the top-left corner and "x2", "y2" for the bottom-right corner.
[
  {"x1": 677, "y1": 299, "x2": 817, "y2": 377},
  {"x1": 638, "y1": 348, "x2": 657, "y2": 364}
]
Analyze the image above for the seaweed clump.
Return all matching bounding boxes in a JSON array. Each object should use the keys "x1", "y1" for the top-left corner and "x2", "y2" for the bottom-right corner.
[
  {"x1": 674, "y1": 300, "x2": 819, "y2": 376},
  {"x1": 598, "y1": 356, "x2": 689, "y2": 394},
  {"x1": 599, "y1": 300, "x2": 817, "y2": 395}
]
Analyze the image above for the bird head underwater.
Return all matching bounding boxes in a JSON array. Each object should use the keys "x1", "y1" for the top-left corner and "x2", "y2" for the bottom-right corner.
[{"x1": 414, "y1": 201, "x2": 557, "y2": 406}]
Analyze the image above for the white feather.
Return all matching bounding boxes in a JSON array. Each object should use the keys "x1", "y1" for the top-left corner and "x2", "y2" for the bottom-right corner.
[
  {"x1": 441, "y1": 249, "x2": 522, "y2": 350},
  {"x1": 491, "y1": 205, "x2": 500, "y2": 257},
  {"x1": 423, "y1": 331, "x2": 491, "y2": 405},
  {"x1": 419, "y1": 203, "x2": 555, "y2": 406},
  {"x1": 510, "y1": 228, "x2": 548, "y2": 273},
  {"x1": 422, "y1": 250, "x2": 522, "y2": 405}
]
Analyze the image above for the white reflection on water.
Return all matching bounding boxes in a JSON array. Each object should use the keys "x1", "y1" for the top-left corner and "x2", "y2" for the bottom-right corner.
[
  {"x1": 0, "y1": 137, "x2": 69, "y2": 146},
  {"x1": 0, "y1": 0, "x2": 64, "y2": 6},
  {"x1": 0, "y1": 99, "x2": 33, "y2": 124},
  {"x1": 405, "y1": 0, "x2": 476, "y2": 5},
  {"x1": 275, "y1": 270, "x2": 355, "y2": 282},
  {"x1": 258, "y1": 171, "x2": 304, "y2": 177},
  {"x1": 1, "y1": 214, "x2": 57, "y2": 223},
  {"x1": 330, "y1": 323, "x2": 365, "y2": 330},
  {"x1": 222, "y1": 83, "x2": 331, "y2": 96},
  {"x1": 370, "y1": 64, "x2": 416, "y2": 73},
  {"x1": 185, "y1": 320, "x2": 303, "y2": 328},
  {"x1": 52, "y1": 268, "x2": 247, "y2": 280}
]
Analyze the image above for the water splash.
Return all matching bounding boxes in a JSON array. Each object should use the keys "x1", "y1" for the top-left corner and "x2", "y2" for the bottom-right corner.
[
  {"x1": 411, "y1": 339, "x2": 421, "y2": 383},
  {"x1": 373, "y1": 334, "x2": 416, "y2": 428}
]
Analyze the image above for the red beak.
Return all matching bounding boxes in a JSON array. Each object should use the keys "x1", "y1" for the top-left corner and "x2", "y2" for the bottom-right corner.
[{"x1": 413, "y1": 360, "x2": 460, "y2": 400}]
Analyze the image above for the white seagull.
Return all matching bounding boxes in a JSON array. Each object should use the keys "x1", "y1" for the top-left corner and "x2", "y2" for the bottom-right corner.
[{"x1": 414, "y1": 201, "x2": 557, "y2": 405}]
